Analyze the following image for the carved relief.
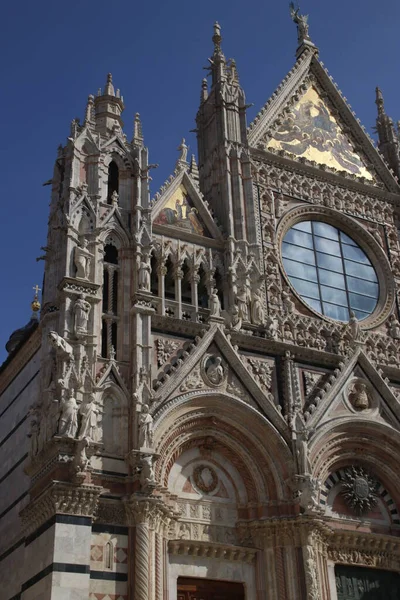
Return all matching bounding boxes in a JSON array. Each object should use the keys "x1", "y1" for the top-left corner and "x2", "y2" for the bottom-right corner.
[{"x1": 192, "y1": 465, "x2": 218, "y2": 494}]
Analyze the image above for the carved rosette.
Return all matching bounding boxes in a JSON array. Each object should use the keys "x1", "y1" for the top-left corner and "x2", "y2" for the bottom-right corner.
[
  {"x1": 341, "y1": 466, "x2": 379, "y2": 515},
  {"x1": 192, "y1": 465, "x2": 219, "y2": 494}
]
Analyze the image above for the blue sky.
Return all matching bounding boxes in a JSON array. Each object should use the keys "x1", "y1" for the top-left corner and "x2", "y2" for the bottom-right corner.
[{"x1": 1, "y1": 0, "x2": 399, "y2": 362}]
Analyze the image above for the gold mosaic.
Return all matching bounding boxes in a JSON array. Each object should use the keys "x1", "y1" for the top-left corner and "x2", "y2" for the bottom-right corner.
[{"x1": 268, "y1": 87, "x2": 372, "y2": 180}]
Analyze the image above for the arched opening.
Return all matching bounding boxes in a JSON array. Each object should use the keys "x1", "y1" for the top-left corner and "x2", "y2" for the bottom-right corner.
[
  {"x1": 150, "y1": 253, "x2": 158, "y2": 295},
  {"x1": 198, "y1": 264, "x2": 209, "y2": 308},
  {"x1": 102, "y1": 391, "x2": 128, "y2": 456},
  {"x1": 181, "y1": 259, "x2": 192, "y2": 305},
  {"x1": 214, "y1": 268, "x2": 224, "y2": 310},
  {"x1": 165, "y1": 256, "x2": 175, "y2": 300},
  {"x1": 107, "y1": 161, "x2": 119, "y2": 204},
  {"x1": 102, "y1": 242, "x2": 119, "y2": 358}
]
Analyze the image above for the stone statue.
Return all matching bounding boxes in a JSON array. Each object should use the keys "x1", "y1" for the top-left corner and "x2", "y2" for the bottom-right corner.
[
  {"x1": 140, "y1": 454, "x2": 156, "y2": 489},
  {"x1": 206, "y1": 356, "x2": 225, "y2": 386},
  {"x1": 388, "y1": 314, "x2": 400, "y2": 339},
  {"x1": 111, "y1": 190, "x2": 119, "y2": 205},
  {"x1": 251, "y1": 290, "x2": 264, "y2": 325},
  {"x1": 209, "y1": 288, "x2": 221, "y2": 317},
  {"x1": 177, "y1": 138, "x2": 188, "y2": 163},
  {"x1": 29, "y1": 416, "x2": 40, "y2": 456},
  {"x1": 48, "y1": 331, "x2": 74, "y2": 360},
  {"x1": 229, "y1": 304, "x2": 242, "y2": 331},
  {"x1": 74, "y1": 238, "x2": 92, "y2": 279},
  {"x1": 48, "y1": 397, "x2": 61, "y2": 438},
  {"x1": 58, "y1": 391, "x2": 78, "y2": 438},
  {"x1": 78, "y1": 394, "x2": 99, "y2": 441},
  {"x1": 293, "y1": 412, "x2": 312, "y2": 475},
  {"x1": 296, "y1": 474, "x2": 321, "y2": 514},
  {"x1": 74, "y1": 438, "x2": 90, "y2": 473},
  {"x1": 265, "y1": 316, "x2": 279, "y2": 339},
  {"x1": 282, "y1": 287, "x2": 295, "y2": 314},
  {"x1": 349, "y1": 382, "x2": 370, "y2": 410},
  {"x1": 237, "y1": 287, "x2": 249, "y2": 321},
  {"x1": 138, "y1": 404, "x2": 154, "y2": 449},
  {"x1": 348, "y1": 310, "x2": 361, "y2": 342},
  {"x1": 73, "y1": 295, "x2": 91, "y2": 337},
  {"x1": 290, "y1": 2, "x2": 310, "y2": 44},
  {"x1": 138, "y1": 259, "x2": 151, "y2": 291}
]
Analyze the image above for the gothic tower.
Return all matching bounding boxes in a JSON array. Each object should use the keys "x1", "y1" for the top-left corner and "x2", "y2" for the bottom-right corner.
[{"x1": 2, "y1": 11, "x2": 400, "y2": 600}]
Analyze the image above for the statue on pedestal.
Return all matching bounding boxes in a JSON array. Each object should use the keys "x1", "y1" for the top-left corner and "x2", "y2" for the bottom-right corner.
[
  {"x1": 58, "y1": 391, "x2": 78, "y2": 438},
  {"x1": 78, "y1": 394, "x2": 99, "y2": 441},
  {"x1": 138, "y1": 404, "x2": 154, "y2": 449},
  {"x1": 74, "y1": 238, "x2": 92, "y2": 279},
  {"x1": 74, "y1": 295, "x2": 91, "y2": 337}
]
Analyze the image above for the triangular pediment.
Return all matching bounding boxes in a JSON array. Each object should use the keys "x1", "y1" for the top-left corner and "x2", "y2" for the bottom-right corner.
[
  {"x1": 307, "y1": 349, "x2": 400, "y2": 431},
  {"x1": 152, "y1": 324, "x2": 288, "y2": 440},
  {"x1": 248, "y1": 52, "x2": 399, "y2": 192},
  {"x1": 152, "y1": 170, "x2": 223, "y2": 242}
]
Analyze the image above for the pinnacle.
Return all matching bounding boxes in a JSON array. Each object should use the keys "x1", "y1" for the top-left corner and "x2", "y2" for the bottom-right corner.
[{"x1": 104, "y1": 72, "x2": 115, "y2": 96}]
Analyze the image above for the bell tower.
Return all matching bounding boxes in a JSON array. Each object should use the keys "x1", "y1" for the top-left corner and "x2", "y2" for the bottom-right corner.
[{"x1": 196, "y1": 23, "x2": 259, "y2": 247}]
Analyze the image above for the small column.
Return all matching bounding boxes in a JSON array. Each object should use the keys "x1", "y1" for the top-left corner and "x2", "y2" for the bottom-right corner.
[
  {"x1": 125, "y1": 496, "x2": 175, "y2": 600},
  {"x1": 175, "y1": 266, "x2": 183, "y2": 319},
  {"x1": 159, "y1": 264, "x2": 167, "y2": 316}
]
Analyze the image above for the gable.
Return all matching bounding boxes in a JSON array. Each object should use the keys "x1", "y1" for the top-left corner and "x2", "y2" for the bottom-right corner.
[
  {"x1": 248, "y1": 52, "x2": 399, "y2": 192},
  {"x1": 268, "y1": 86, "x2": 373, "y2": 180},
  {"x1": 153, "y1": 183, "x2": 210, "y2": 237}
]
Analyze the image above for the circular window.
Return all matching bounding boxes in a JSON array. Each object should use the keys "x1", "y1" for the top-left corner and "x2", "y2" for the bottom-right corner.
[{"x1": 282, "y1": 221, "x2": 379, "y2": 322}]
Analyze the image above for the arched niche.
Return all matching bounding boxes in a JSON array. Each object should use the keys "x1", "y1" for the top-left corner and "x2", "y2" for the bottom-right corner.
[{"x1": 100, "y1": 386, "x2": 128, "y2": 457}]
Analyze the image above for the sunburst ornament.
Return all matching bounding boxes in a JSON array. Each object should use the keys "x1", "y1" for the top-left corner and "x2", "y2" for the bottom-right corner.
[{"x1": 341, "y1": 466, "x2": 379, "y2": 516}]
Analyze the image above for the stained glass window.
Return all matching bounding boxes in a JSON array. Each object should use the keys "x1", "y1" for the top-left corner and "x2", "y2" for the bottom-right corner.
[{"x1": 282, "y1": 221, "x2": 379, "y2": 321}]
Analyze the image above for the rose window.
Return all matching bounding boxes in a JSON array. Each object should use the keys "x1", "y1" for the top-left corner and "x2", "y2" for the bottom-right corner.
[{"x1": 282, "y1": 221, "x2": 379, "y2": 321}]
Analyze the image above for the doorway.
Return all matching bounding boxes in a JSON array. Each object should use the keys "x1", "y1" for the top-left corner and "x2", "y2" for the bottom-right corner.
[{"x1": 177, "y1": 577, "x2": 245, "y2": 600}]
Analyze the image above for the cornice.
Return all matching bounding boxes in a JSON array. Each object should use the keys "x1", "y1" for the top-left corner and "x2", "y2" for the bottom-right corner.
[{"x1": 251, "y1": 148, "x2": 400, "y2": 204}]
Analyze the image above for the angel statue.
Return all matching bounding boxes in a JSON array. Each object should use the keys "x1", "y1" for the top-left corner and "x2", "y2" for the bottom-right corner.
[{"x1": 289, "y1": 2, "x2": 310, "y2": 44}]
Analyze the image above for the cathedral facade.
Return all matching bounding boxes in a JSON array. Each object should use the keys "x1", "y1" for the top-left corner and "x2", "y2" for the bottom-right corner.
[{"x1": 2, "y1": 13, "x2": 400, "y2": 600}]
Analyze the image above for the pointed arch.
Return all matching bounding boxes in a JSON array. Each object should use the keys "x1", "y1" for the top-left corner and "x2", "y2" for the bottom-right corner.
[
  {"x1": 99, "y1": 382, "x2": 129, "y2": 457},
  {"x1": 153, "y1": 392, "x2": 294, "y2": 509},
  {"x1": 107, "y1": 160, "x2": 119, "y2": 204}
]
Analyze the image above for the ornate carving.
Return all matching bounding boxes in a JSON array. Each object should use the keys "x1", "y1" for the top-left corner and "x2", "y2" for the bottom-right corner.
[
  {"x1": 192, "y1": 465, "x2": 218, "y2": 494},
  {"x1": 202, "y1": 355, "x2": 226, "y2": 387},
  {"x1": 341, "y1": 466, "x2": 379, "y2": 515},
  {"x1": 20, "y1": 483, "x2": 103, "y2": 535},
  {"x1": 156, "y1": 338, "x2": 178, "y2": 367},
  {"x1": 96, "y1": 501, "x2": 127, "y2": 525},
  {"x1": 348, "y1": 381, "x2": 371, "y2": 411}
]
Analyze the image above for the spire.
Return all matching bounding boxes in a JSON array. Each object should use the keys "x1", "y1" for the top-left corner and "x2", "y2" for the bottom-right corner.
[
  {"x1": 212, "y1": 21, "x2": 222, "y2": 55},
  {"x1": 375, "y1": 86, "x2": 385, "y2": 116},
  {"x1": 84, "y1": 94, "x2": 95, "y2": 126},
  {"x1": 104, "y1": 73, "x2": 115, "y2": 96},
  {"x1": 374, "y1": 86, "x2": 400, "y2": 179},
  {"x1": 132, "y1": 113, "x2": 144, "y2": 146},
  {"x1": 175, "y1": 138, "x2": 189, "y2": 172},
  {"x1": 210, "y1": 22, "x2": 226, "y2": 85},
  {"x1": 289, "y1": 3, "x2": 317, "y2": 57}
]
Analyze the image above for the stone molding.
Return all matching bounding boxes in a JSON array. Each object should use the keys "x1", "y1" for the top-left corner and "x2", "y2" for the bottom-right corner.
[
  {"x1": 328, "y1": 530, "x2": 400, "y2": 571},
  {"x1": 168, "y1": 539, "x2": 257, "y2": 563},
  {"x1": 20, "y1": 482, "x2": 103, "y2": 536},
  {"x1": 95, "y1": 500, "x2": 127, "y2": 526}
]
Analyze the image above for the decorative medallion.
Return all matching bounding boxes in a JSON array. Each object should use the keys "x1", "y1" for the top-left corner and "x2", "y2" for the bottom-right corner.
[
  {"x1": 193, "y1": 465, "x2": 219, "y2": 494},
  {"x1": 348, "y1": 381, "x2": 371, "y2": 411},
  {"x1": 341, "y1": 466, "x2": 379, "y2": 515},
  {"x1": 201, "y1": 354, "x2": 226, "y2": 387}
]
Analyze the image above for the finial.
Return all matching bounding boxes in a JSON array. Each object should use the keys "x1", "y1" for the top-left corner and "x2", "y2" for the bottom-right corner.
[
  {"x1": 212, "y1": 21, "x2": 222, "y2": 53},
  {"x1": 132, "y1": 112, "x2": 144, "y2": 146},
  {"x1": 375, "y1": 86, "x2": 385, "y2": 115},
  {"x1": 290, "y1": 2, "x2": 312, "y2": 48},
  {"x1": 175, "y1": 138, "x2": 189, "y2": 171},
  {"x1": 31, "y1": 284, "x2": 41, "y2": 317},
  {"x1": 84, "y1": 95, "x2": 94, "y2": 125},
  {"x1": 104, "y1": 73, "x2": 115, "y2": 96}
]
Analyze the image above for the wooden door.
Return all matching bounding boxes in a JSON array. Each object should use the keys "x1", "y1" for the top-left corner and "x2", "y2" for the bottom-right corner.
[{"x1": 177, "y1": 577, "x2": 245, "y2": 600}]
